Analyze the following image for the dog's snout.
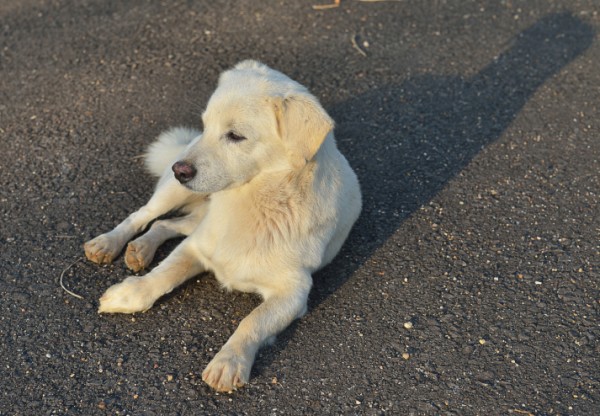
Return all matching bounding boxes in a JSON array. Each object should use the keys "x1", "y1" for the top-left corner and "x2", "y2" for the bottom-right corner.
[{"x1": 172, "y1": 161, "x2": 197, "y2": 183}]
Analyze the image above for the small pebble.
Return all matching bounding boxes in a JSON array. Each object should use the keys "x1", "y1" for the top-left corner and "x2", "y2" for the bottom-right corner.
[
  {"x1": 166, "y1": 374, "x2": 174, "y2": 382},
  {"x1": 403, "y1": 322, "x2": 413, "y2": 329},
  {"x1": 479, "y1": 339, "x2": 486, "y2": 345},
  {"x1": 402, "y1": 352, "x2": 410, "y2": 360}
]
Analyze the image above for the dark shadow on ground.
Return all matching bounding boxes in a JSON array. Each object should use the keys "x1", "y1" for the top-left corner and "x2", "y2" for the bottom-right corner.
[
  {"x1": 253, "y1": 12, "x2": 594, "y2": 374},
  {"x1": 318, "y1": 11, "x2": 593, "y2": 301}
]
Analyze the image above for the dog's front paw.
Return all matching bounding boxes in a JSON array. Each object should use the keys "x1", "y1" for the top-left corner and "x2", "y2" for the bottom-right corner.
[
  {"x1": 124, "y1": 240, "x2": 155, "y2": 272},
  {"x1": 202, "y1": 347, "x2": 252, "y2": 392},
  {"x1": 84, "y1": 233, "x2": 122, "y2": 265},
  {"x1": 98, "y1": 276, "x2": 157, "y2": 314}
]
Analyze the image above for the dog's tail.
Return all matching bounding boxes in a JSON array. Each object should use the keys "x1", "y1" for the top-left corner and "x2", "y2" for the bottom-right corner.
[{"x1": 144, "y1": 127, "x2": 200, "y2": 177}]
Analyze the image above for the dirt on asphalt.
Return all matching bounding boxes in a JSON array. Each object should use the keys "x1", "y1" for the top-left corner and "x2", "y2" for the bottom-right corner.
[{"x1": 1, "y1": 1, "x2": 599, "y2": 414}]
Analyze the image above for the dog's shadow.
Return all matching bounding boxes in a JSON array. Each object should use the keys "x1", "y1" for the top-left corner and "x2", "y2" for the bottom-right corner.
[{"x1": 252, "y1": 12, "x2": 594, "y2": 376}]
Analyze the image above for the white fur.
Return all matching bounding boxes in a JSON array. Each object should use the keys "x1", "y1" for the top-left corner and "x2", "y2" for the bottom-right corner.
[
  {"x1": 84, "y1": 61, "x2": 362, "y2": 392},
  {"x1": 144, "y1": 127, "x2": 200, "y2": 177}
]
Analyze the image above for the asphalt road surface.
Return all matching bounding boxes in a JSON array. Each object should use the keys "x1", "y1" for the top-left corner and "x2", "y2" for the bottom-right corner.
[{"x1": 1, "y1": 1, "x2": 599, "y2": 414}]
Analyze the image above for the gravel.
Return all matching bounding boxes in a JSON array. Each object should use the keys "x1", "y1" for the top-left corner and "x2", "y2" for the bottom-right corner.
[{"x1": 1, "y1": 0, "x2": 599, "y2": 414}]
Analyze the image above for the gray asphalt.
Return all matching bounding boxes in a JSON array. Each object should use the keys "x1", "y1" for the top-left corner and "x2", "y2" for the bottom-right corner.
[{"x1": 1, "y1": 0, "x2": 599, "y2": 414}]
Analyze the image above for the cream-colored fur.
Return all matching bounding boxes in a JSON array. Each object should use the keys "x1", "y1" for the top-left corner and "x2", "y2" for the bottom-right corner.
[{"x1": 84, "y1": 60, "x2": 362, "y2": 392}]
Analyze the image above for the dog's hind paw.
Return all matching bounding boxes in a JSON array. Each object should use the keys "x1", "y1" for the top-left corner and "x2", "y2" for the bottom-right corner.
[
  {"x1": 98, "y1": 276, "x2": 157, "y2": 314},
  {"x1": 202, "y1": 347, "x2": 252, "y2": 392},
  {"x1": 84, "y1": 233, "x2": 123, "y2": 265},
  {"x1": 124, "y1": 240, "x2": 155, "y2": 272}
]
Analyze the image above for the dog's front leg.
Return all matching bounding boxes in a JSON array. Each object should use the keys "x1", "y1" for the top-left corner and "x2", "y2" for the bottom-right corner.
[
  {"x1": 84, "y1": 175, "x2": 195, "y2": 265},
  {"x1": 98, "y1": 237, "x2": 205, "y2": 313},
  {"x1": 125, "y1": 208, "x2": 207, "y2": 272},
  {"x1": 202, "y1": 274, "x2": 312, "y2": 392}
]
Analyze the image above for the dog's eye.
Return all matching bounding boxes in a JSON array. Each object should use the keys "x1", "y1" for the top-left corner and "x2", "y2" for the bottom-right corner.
[{"x1": 226, "y1": 131, "x2": 247, "y2": 142}]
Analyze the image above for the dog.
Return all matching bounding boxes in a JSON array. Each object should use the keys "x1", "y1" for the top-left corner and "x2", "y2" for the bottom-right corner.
[{"x1": 84, "y1": 60, "x2": 362, "y2": 392}]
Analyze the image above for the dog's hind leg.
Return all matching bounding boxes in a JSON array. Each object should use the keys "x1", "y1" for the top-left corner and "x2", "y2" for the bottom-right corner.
[
  {"x1": 84, "y1": 176, "x2": 199, "y2": 265},
  {"x1": 124, "y1": 209, "x2": 206, "y2": 272}
]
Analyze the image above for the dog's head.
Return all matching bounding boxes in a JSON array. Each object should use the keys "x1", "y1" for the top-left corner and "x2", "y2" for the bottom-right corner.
[{"x1": 172, "y1": 60, "x2": 333, "y2": 193}]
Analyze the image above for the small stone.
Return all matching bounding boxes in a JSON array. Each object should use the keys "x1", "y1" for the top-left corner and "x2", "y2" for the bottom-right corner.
[
  {"x1": 403, "y1": 322, "x2": 413, "y2": 329},
  {"x1": 479, "y1": 339, "x2": 486, "y2": 345},
  {"x1": 402, "y1": 352, "x2": 410, "y2": 360},
  {"x1": 476, "y1": 370, "x2": 495, "y2": 383},
  {"x1": 98, "y1": 401, "x2": 106, "y2": 410},
  {"x1": 166, "y1": 374, "x2": 174, "y2": 382},
  {"x1": 462, "y1": 345, "x2": 474, "y2": 355}
]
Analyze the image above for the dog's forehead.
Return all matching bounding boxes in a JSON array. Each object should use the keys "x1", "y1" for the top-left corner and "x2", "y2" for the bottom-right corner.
[
  {"x1": 204, "y1": 88, "x2": 264, "y2": 124},
  {"x1": 215, "y1": 66, "x2": 303, "y2": 102},
  {"x1": 202, "y1": 66, "x2": 308, "y2": 128},
  {"x1": 219, "y1": 71, "x2": 273, "y2": 100},
  {"x1": 204, "y1": 76, "x2": 272, "y2": 122}
]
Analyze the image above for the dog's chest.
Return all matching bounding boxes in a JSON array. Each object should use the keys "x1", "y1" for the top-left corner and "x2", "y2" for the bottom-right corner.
[
  {"x1": 192, "y1": 205, "x2": 289, "y2": 295},
  {"x1": 197, "y1": 237, "x2": 279, "y2": 295}
]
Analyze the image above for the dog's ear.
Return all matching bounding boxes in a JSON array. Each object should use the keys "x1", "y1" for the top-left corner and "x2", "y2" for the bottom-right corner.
[{"x1": 273, "y1": 94, "x2": 334, "y2": 168}]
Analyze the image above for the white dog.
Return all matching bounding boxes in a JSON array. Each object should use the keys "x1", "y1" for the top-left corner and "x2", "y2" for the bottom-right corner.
[{"x1": 84, "y1": 60, "x2": 362, "y2": 392}]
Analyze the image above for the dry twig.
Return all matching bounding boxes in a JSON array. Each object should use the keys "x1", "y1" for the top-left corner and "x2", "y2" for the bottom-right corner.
[
  {"x1": 351, "y1": 34, "x2": 368, "y2": 57},
  {"x1": 313, "y1": 0, "x2": 340, "y2": 10},
  {"x1": 59, "y1": 258, "x2": 85, "y2": 300}
]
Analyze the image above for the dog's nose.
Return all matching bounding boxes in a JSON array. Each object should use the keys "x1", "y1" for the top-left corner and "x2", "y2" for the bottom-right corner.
[{"x1": 172, "y1": 161, "x2": 197, "y2": 183}]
